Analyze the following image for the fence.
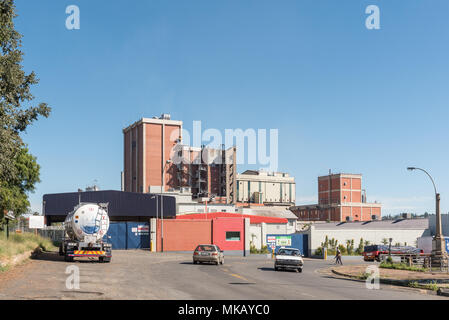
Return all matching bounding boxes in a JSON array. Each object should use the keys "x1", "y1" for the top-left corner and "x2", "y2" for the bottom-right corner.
[
  {"x1": 1, "y1": 220, "x2": 65, "y2": 243},
  {"x1": 380, "y1": 254, "x2": 449, "y2": 273}
]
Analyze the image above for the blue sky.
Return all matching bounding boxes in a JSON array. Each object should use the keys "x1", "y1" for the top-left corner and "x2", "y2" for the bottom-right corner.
[{"x1": 14, "y1": 0, "x2": 449, "y2": 215}]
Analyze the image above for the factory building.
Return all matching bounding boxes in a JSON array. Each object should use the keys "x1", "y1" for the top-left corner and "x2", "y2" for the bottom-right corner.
[
  {"x1": 123, "y1": 114, "x2": 237, "y2": 204},
  {"x1": 302, "y1": 218, "x2": 430, "y2": 256},
  {"x1": 290, "y1": 173, "x2": 381, "y2": 222},
  {"x1": 236, "y1": 170, "x2": 296, "y2": 206}
]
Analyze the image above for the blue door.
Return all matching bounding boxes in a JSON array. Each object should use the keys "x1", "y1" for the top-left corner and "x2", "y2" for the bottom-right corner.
[
  {"x1": 106, "y1": 222, "x2": 127, "y2": 250},
  {"x1": 126, "y1": 222, "x2": 150, "y2": 249},
  {"x1": 105, "y1": 222, "x2": 150, "y2": 250}
]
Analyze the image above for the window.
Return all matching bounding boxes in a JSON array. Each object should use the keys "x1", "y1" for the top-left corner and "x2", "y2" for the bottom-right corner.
[{"x1": 226, "y1": 231, "x2": 241, "y2": 241}]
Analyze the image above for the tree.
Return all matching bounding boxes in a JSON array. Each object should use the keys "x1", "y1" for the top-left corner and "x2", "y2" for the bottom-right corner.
[
  {"x1": 357, "y1": 238, "x2": 364, "y2": 255},
  {"x1": 0, "y1": 0, "x2": 50, "y2": 221},
  {"x1": 381, "y1": 238, "x2": 389, "y2": 245}
]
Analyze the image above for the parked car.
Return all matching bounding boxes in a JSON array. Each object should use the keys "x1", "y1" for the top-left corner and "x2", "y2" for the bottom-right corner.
[
  {"x1": 274, "y1": 247, "x2": 303, "y2": 272},
  {"x1": 193, "y1": 244, "x2": 224, "y2": 265}
]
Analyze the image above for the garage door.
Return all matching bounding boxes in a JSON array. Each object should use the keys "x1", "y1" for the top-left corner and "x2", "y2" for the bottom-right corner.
[{"x1": 105, "y1": 222, "x2": 150, "y2": 250}]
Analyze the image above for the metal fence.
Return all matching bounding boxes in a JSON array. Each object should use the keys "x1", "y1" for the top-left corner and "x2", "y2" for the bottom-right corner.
[
  {"x1": 380, "y1": 254, "x2": 449, "y2": 273},
  {"x1": 2, "y1": 220, "x2": 65, "y2": 243}
]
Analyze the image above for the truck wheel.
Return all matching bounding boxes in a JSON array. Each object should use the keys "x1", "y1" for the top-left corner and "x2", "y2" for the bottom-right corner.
[
  {"x1": 64, "y1": 255, "x2": 74, "y2": 262},
  {"x1": 297, "y1": 268, "x2": 303, "y2": 273}
]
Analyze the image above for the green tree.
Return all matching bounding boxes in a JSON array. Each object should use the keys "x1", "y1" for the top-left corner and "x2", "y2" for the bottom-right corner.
[
  {"x1": 0, "y1": 0, "x2": 50, "y2": 221},
  {"x1": 381, "y1": 238, "x2": 389, "y2": 245},
  {"x1": 357, "y1": 238, "x2": 364, "y2": 255}
]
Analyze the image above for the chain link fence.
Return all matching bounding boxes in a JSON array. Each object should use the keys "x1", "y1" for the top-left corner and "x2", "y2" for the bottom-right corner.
[{"x1": 1, "y1": 219, "x2": 65, "y2": 244}]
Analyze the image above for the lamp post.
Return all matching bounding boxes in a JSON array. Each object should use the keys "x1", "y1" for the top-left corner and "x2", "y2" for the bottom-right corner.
[
  {"x1": 150, "y1": 195, "x2": 157, "y2": 252},
  {"x1": 161, "y1": 159, "x2": 172, "y2": 253},
  {"x1": 407, "y1": 167, "x2": 446, "y2": 259}
]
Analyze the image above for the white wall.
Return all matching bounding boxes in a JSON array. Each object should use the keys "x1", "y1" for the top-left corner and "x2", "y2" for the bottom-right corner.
[
  {"x1": 266, "y1": 223, "x2": 289, "y2": 235},
  {"x1": 250, "y1": 224, "x2": 263, "y2": 249},
  {"x1": 177, "y1": 203, "x2": 237, "y2": 214},
  {"x1": 309, "y1": 226, "x2": 429, "y2": 255}
]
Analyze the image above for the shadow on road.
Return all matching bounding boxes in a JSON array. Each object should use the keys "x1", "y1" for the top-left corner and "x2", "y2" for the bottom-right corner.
[
  {"x1": 258, "y1": 267, "x2": 298, "y2": 273},
  {"x1": 32, "y1": 251, "x2": 104, "y2": 264},
  {"x1": 31, "y1": 251, "x2": 65, "y2": 262}
]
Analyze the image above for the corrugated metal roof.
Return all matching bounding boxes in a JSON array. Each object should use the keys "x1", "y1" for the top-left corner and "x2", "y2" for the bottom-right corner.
[
  {"x1": 312, "y1": 219, "x2": 429, "y2": 230},
  {"x1": 242, "y1": 207, "x2": 298, "y2": 220},
  {"x1": 176, "y1": 212, "x2": 288, "y2": 224}
]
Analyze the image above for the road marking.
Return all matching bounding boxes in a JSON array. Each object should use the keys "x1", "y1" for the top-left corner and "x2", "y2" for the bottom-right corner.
[{"x1": 230, "y1": 273, "x2": 249, "y2": 282}]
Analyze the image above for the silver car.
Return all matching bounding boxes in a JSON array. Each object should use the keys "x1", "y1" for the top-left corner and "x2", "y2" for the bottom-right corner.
[{"x1": 193, "y1": 244, "x2": 224, "y2": 265}]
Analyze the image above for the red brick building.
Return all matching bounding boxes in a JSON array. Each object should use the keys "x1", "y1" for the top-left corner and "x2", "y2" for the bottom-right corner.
[{"x1": 290, "y1": 173, "x2": 381, "y2": 222}]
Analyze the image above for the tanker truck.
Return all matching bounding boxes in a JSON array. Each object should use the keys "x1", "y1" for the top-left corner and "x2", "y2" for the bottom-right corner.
[{"x1": 59, "y1": 203, "x2": 112, "y2": 263}]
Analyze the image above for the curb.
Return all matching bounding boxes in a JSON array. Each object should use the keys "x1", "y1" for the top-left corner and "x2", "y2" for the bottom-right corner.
[{"x1": 331, "y1": 269, "x2": 443, "y2": 295}]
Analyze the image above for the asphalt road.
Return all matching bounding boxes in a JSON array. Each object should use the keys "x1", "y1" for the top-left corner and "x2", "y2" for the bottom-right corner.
[{"x1": 0, "y1": 250, "x2": 445, "y2": 300}]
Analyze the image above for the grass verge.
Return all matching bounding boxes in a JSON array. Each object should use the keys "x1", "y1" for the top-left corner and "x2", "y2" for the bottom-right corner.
[
  {"x1": 0, "y1": 232, "x2": 56, "y2": 271},
  {"x1": 379, "y1": 261, "x2": 426, "y2": 272}
]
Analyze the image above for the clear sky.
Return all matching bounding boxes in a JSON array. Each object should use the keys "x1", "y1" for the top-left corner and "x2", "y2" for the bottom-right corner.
[{"x1": 13, "y1": 0, "x2": 449, "y2": 215}]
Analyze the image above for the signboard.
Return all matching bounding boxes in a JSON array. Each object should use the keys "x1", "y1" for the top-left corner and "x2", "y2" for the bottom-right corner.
[
  {"x1": 267, "y1": 236, "x2": 276, "y2": 244},
  {"x1": 28, "y1": 216, "x2": 44, "y2": 229},
  {"x1": 132, "y1": 225, "x2": 150, "y2": 236},
  {"x1": 276, "y1": 236, "x2": 292, "y2": 246},
  {"x1": 445, "y1": 238, "x2": 449, "y2": 253}
]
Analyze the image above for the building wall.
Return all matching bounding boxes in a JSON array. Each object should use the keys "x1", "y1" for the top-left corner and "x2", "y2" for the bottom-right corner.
[
  {"x1": 156, "y1": 219, "x2": 212, "y2": 252},
  {"x1": 212, "y1": 218, "x2": 245, "y2": 252},
  {"x1": 155, "y1": 218, "x2": 248, "y2": 255},
  {"x1": 236, "y1": 172, "x2": 296, "y2": 205},
  {"x1": 177, "y1": 203, "x2": 238, "y2": 214},
  {"x1": 308, "y1": 226, "x2": 429, "y2": 255},
  {"x1": 123, "y1": 118, "x2": 182, "y2": 194}
]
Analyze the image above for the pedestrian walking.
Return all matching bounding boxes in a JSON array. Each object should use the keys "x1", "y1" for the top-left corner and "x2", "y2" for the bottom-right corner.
[{"x1": 335, "y1": 248, "x2": 343, "y2": 265}]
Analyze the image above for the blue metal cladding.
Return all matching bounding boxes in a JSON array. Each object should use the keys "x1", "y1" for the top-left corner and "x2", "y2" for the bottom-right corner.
[
  {"x1": 126, "y1": 222, "x2": 150, "y2": 249},
  {"x1": 106, "y1": 223, "x2": 127, "y2": 249},
  {"x1": 105, "y1": 222, "x2": 150, "y2": 250},
  {"x1": 266, "y1": 234, "x2": 309, "y2": 257}
]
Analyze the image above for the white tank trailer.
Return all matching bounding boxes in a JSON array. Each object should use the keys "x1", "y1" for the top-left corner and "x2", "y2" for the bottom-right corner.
[{"x1": 59, "y1": 203, "x2": 112, "y2": 262}]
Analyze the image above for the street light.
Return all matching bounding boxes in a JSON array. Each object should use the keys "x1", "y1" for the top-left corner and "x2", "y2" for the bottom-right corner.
[
  {"x1": 407, "y1": 167, "x2": 445, "y2": 259},
  {"x1": 150, "y1": 195, "x2": 157, "y2": 252},
  {"x1": 161, "y1": 159, "x2": 172, "y2": 252}
]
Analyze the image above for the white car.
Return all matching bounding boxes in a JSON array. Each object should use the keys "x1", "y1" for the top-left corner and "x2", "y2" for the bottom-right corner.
[{"x1": 274, "y1": 247, "x2": 304, "y2": 273}]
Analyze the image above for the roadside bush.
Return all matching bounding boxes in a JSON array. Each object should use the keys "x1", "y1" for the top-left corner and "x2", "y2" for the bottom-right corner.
[{"x1": 0, "y1": 232, "x2": 56, "y2": 262}]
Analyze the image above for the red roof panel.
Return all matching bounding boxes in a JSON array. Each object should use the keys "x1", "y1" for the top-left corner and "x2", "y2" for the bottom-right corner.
[{"x1": 176, "y1": 212, "x2": 288, "y2": 224}]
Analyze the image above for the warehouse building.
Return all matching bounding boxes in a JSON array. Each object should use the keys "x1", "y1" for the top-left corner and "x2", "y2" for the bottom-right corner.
[
  {"x1": 43, "y1": 190, "x2": 176, "y2": 250},
  {"x1": 301, "y1": 218, "x2": 430, "y2": 256},
  {"x1": 177, "y1": 212, "x2": 291, "y2": 251}
]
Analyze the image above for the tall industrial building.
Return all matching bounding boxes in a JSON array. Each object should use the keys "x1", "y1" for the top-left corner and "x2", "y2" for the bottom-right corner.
[
  {"x1": 123, "y1": 114, "x2": 237, "y2": 204},
  {"x1": 290, "y1": 173, "x2": 381, "y2": 222}
]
